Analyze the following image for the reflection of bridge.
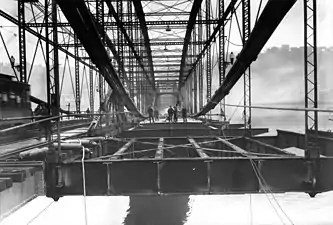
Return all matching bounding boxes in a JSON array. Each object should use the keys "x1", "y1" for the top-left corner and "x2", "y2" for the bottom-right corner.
[{"x1": 1, "y1": 0, "x2": 333, "y2": 222}]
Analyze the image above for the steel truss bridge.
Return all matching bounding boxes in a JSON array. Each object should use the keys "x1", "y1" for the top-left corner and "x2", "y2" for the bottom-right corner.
[{"x1": 1, "y1": 0, "x2": 333, "y2": 219}]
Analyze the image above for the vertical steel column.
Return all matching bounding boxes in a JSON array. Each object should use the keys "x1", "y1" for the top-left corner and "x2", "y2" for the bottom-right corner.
[
  {"x1": 118, "y1": 0, "x2": 124, "y2": 83},
  {"x1": 135, "y1": 15, "x2": 141, "y2": 111},
  {"x1": 18, "y1": 0, "x2": 27, "y2": 83},
  {"x1": 89, "y1": 61, "x2": 94, "y2": 113},
  {"x1": 74, "y1": 35, "x2": 80, "y2": 113},
  {"x1": 52, "y1": 0, "x2": 59, "y2": 118},
  {"x1": 198, "y1": 9, "x2": 203, "y2": 110},
  {"x1": 304, "y1": 0, "x2": 318, "y2": 158},
  {"x1": 128, "y1": 2, "x2": 134, "y2": 99},
  {"x1": 219, "y1": 0, "x2": 226, "y2": 120},
  {"x1": 45, "y1": 0, "x2": 62, "y2": 199},
  {"x1": 45, "y1": 0, "x2": 59, "y2": 114},
  {"x1": 242, "y1": 0, "x2": 251, "y2": 131},
  {"x1": 193, "y1": 25, "x2": 198, "y2": 113},
  {"x1": 45, "y1": 0, "x2": 51, "y2": 107},
  {"x1": 96, "y1": 0, "x2": 105, "y2": 110},
  {"x1": 206, "y1": 0, "x2": 211, "y2": 102},
  {"x1": 190, "y1": 75, "x2": 193, "y2": 113}
]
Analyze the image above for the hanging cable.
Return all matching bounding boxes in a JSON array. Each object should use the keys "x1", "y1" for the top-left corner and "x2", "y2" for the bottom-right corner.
[
  {"x1": 226, "y1": 38, "x2": 243, "y2": 47},
  {"x1": 225, "y1": 103, "x2": 333, "y2": 113},
  {"x1": 27, "y1": 201, "x2": 54, "y2": 224},
  {"x1": 81, "y1": 143, "x2": 88, "y2": 225},
  {"x1": 249, "y1": 160, "x2": 287, "y2": 225},
  {"x1": 228, "y1": 96, "x2": 244, "y2": 121},
  {"x1": 250, "y1": 160, "x2": 294, "y2": 225},
  {"x1": 249, "y1": 194, "x2": 253, "y2": 225}
]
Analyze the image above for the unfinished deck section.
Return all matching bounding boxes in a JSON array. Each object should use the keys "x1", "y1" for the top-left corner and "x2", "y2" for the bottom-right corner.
[{"x1": 41, "y1": 121, "x2": 333, "y2": 200}]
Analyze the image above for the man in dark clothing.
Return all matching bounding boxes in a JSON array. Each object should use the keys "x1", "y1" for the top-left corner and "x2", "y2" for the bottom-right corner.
[
  {"x1": 35, "y1": 104, "x2": 52, "y2": 140},
  {"x1": 230, "y1": 52, "x2": 235, "y2": 65},
  {"x1": 148, "y1": 106, "x2": 154, "y2": 123},
  {"x1": 173, "y1": 106, "x2": 178, "y2": 123},
  {"x1": 182, "y1": 107, "x2": 187, "y2": 123},
  {"x1": 167, "y1": 106, "x2": 173, "y2": 123}
]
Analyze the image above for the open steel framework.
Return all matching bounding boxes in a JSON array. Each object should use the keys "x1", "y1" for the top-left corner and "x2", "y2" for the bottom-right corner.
[
  {"x1": 2, "y1": 0, "x2": 274, "y2": 120},
  {"x1": 0, "y1": 0, "x2": 325, "y2": 200}
]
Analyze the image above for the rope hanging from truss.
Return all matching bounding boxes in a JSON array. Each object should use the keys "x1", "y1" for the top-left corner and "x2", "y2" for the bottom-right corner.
[
  {"x1": 81, "y1": 143, "x2": 89, "y2": 225},
  {"x1": 248, "y1": 157, "x2": 294, "y2": 225}
]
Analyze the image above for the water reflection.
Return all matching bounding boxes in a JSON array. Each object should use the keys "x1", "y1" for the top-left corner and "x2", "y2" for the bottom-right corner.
[{"x1": 123, "y1": 196, "x2": 190, "y2": 225}]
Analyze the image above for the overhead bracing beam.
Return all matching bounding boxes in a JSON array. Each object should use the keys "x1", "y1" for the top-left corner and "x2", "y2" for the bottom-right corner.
[
  {"x1": 195, "y1": 0, "x2": 297, "y2": 116},
  {"x1": 132, "y1": 0, "x2": 155, "y2": 88},
  {"x1": 179, "y1": 0, "x2": 204, "y2": 85},
  {"x1": 26, "y1": 20, "x2": 220, "y2": 27},
  {"x1": 181, "y1": 0, "x2": 238, "y2": 87}
]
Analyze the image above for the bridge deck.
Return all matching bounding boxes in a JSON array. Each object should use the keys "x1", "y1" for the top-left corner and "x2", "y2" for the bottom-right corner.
[
  {"x1": 1, "y1": 120, "x2": 333, "y2": 219},
  {"x1": 39, "y1": 121, "x2": 333, "y2": 200}
]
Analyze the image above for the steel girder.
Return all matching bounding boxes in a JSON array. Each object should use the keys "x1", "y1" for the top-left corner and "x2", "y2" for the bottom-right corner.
[
  {"x1": 219, "y1": 0, "x2": 226, "y2": 118},
  {"x1": 89, "y1": 61, "x2": 95, "y2": 113},
  {"x1": 74, "y1": 34, "x2": 80, "y2": 113},
  {"x1": 44, "y1": 132, "x2": 333, "y2": 198},
  {"x1": 242, "y1": 0, "x2": 252, "y2": 131},
  {"x1": 18, "y1": 0, "x2": 27, "y2": 83},
  {"x1": 132, "y1": 0, "x2": 155, "y2": 89},
  {"x1": 178, "y1": 0, "x2": 204, "y2": 86},
  {"x1": 206, "y1": 0, "x2": 211, "y2": 101},
  {"x1": 56, "y1": 0, "x2": 142, "y2": 117},
  {"x1": 304, "y1": 0, "x2": 319, "y2": 160},
  {"x1": 195, "y1": 0, "x2": 297, "y2": 117}
]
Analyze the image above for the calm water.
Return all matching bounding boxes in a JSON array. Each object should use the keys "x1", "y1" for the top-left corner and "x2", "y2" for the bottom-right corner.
[{"x1": 2, "y1": 192, "x2": 333, "y2": 225}]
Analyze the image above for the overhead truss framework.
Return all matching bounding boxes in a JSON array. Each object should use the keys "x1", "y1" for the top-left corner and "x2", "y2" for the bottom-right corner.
[{"x1": 1, "y1": 0, "x2": 311, "y2": 119}]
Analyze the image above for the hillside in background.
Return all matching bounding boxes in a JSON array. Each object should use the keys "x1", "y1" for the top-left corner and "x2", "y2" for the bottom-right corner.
[{"x1": 209, "y1": 45, "x2": 333, "y2": 130}]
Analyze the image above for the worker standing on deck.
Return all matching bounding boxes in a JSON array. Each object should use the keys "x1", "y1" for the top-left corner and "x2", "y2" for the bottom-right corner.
[
  {"x1": 35, "y1": 104, "x2": 52, "y2": 140},
  {"x1": 10, "y1": 56, "x2": 15, "y2": 67},
  {"x1": 154, "y1": 108, "x2": 159, "y2": 121},
  {"x1": 182, "y1": 107, "x2": 187, "y2": 123},
  {"x1": 173, "y1": 105, "x2": 178, "y2": 123},
  {"x1": 148, "y1": 106, "x2": 154, "y2": 123},
  {"x1": 230, "y1": 52, "x2": 235, "y2": 65},
  {"x1": 167, "y1": 106, "x2": 173, "y2": 123}
]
